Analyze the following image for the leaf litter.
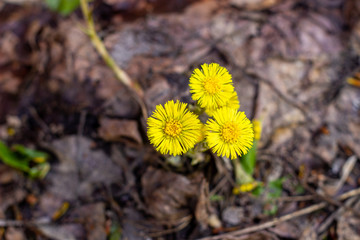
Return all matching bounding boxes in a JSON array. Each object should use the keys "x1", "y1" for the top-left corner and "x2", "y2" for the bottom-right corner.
[{"x1": 0, "y1": 0, "x2": 360, "y2": 239}]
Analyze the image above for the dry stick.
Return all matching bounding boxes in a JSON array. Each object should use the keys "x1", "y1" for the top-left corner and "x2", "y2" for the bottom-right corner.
[
  {"x1": 317, "y1": 196, "x2": 359, "y2": 234},
  {"x1": 0, "y1": 218, "x2": 50, "y2": 228},
  {"x1": 29, "y1": 107, "x2": 50, "y2": 133},
  {"x1": 199, "y1": 187, "x2": 360, "y2": 240},
  {"x1": 79, "y1": 0, "x2": 148, "y2": 119},
  {"x1": 277, "y1": 195, "x2": 315, "y2": 202},
  {"x1": 146, "y1": 216, "x2": 192, "y2": 237},
  {"x1": 0, "y1": 190, "x2": 358, "y2": 232}
]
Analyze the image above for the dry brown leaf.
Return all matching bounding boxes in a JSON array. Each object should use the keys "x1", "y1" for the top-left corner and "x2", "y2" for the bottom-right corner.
[
  {"x1": 141, "y1": 167, "x2": 202, "y2": 223},
  {"x1": 222, "y1": 206, "x2": 245, "y2": 226},
  {"x1": 98, "y1": 118, "x2": 142, "y2": 144},
  {"x1": 0, "y1": 187, "x2": 26, "y2": 211},
  {"x1": 337, "y1": 200, "x2": 360, "y2": 240},
  {"x1": 5, "y1": 227, "x2": 25, "y2": 240},
  {"x1": 0, "y1": 165, "x2": 19, "y2": 185},
  {"x1": 230, "y1": 0, "x2": 283, "y2": 10},
  {"x1": 35, "y1": 225, "x2": 77, "y2": 240},
  {"x1": 144, "y1": 79, "x2": 172, "y2": 112},
  {"x1": 270, "y1": 222, "x2": 301, "y2": 239},
  {"x1": 195, "y1": 179, "x2": 219, "y2": 229},
  {"x1": 46, "y1": 136, "x2": 123, "y2": 201},
  {"x1": 319, "y1": 156, "x2": 358, "y2": 196},
  {"x1": 70, "y1": 203, "x2": 107, "y2": 240}
]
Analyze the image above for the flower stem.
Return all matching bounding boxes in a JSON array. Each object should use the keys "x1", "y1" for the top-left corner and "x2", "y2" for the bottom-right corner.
[
  {"x1": 233, "y1": 158, "x2": 253, "y2": 185},
  {"x1": 79, "y1": 0, "x2": 147, "y2": 118}
]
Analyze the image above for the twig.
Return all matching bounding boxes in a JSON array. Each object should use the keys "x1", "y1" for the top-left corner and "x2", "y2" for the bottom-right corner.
[
  {"x1": 317, "y1": 196, "x2": 359, "y2": 235},
  {"x1": 29, "y1": 107, "x2": 50, "y2": 133},
  {"x1": 199, "y1": 187, "x2": 360, "y2": 240},
  {"x1": 201, "y1": 202, "x2": 327, "y2": 240},
  {"x1": 79, "y1": 0, "x2": 136, "y2": 94},
  {"x1": 146, "y1": 216, "x2": 192, "y2": 237},
  {"x1": 337, "y1": 187, "x2": 360, "y2": 200},
  {"x1": 277, "y1": 195, "x2": 315, "y2": 202},
  {"x1": 209, "y1": 176, "x2": 229, "y2": 196},
  {"x1": 79, "y1": 0, "x2": 148, "y2": 119},
  {"x1": 77, "y1": 110, "x2": 87, "y2": 136},
  {"x1": 0, "y1": 218, "x2": 50, "y2": 228}
]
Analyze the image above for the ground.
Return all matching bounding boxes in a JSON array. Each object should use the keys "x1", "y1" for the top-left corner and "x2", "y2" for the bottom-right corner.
[{"x1": 0, "y1": 0, "x2": 360, "y2": 239}]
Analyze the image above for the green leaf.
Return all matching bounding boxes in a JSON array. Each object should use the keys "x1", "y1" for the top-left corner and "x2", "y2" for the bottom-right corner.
[
  {"x1": 108, "y1": 222, "x2": 122, "y2": 240},
  {"x1": 210, "y1": 194, "x2": 224, "y2": 202},
  {"x1": 0, "y1": 141, "x2": 30, "y2": 172},
  {"x1": 251, "y1": 185, "x2": 265, "y2": 196},
  {"x1": 264, "y1": 204, "x2": 278, "y2": 216},
  {"x1": 166, "y1": 155, "x2": 183, "y2": 167},
  {"x1": 12, "y1": 144, "x2": 49, "y2": 163},
  {"x1": 0, "y1": 141, "x2": 50, "y2": 179},
  {"x1": 240, "y1": 140, "x2": 257, "y2": 175},
  {"x1": 268, "y1": 178, "x2": 285, "y2": 199},
  {"x1": 45, "y1": 0, "x2": 61, "y2": 10},
  {"x1": 233, "y1": 157, "x2": 253, "y2": 185},
  {"x1": 58, "y1": 0, "x2": 80, "y2": 15},
  {"x1": 295, "y1": 184, "x2": 305, "y2": 194},
  {"x1": 45, "y1": 0, "x2": 80, "y2": 16},
  {"x1": 29, "y1": 163, "x2": 51, "y2": 179}
]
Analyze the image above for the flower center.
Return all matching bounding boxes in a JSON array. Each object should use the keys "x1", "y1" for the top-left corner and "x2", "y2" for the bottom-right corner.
[
  {"x1": 203, "y1": 78, "x2": 221, "y2": 94},
  {"x1": 164, "y1": 119, "x2": 182, "y2": 137},
  {"x1": 221, "y1": 122, "x2": 240, "y2": 143}
]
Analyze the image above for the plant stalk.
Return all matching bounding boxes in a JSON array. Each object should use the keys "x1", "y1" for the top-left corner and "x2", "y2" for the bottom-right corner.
[{"x1": 79, "y1": 0, "x2": 147, "y2": 118}]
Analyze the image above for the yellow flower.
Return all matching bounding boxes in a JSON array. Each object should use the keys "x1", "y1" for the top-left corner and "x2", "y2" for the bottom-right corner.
[
  {"x1": 192, "y1": 123, "x2": 205, "y2": 143},
  {"x1": 205, "y1": 91, "x2": 240, "y2": 116},
  {"x1": 205, "y1": 107, "x2": 254, "y2": 159},
  {"x1": 252, "y1": 119, "x2": 262, "y2": 141},
  {"x1": 189, "y1": 63, "x2": 234, "y2": 109},
  {"x1": 233, "y1": 181, "x2": 262, "y2": 195},
  {"x1": 147, "y1": 100, "x2": 202, "y2": 156}
]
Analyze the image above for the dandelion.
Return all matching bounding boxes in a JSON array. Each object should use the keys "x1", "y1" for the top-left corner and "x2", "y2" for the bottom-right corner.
[
  {"x1": 147, "y1": 100, "x2": 202, "y2": 156},
  {"x1": 205, "y1": 91, "x2": 240, "y2": 116},
  {"x1": 189, "y1": 63, "x2": 234, "y2": 109},
  {"x1": 205, "y1": 107, "x2": 254, "y2": 159}
]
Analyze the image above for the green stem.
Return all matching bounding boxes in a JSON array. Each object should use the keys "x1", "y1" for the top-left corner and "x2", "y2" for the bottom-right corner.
[
  {"x1": 233, "y1": 158, "x2": 253, "y2": 185},
  {"x1": 79, "y1": 0, "x2": 148, "y2": 118}
]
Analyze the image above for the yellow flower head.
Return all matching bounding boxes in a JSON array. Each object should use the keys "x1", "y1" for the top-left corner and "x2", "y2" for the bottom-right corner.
[
  {"x1": 147, "y1": 100, "x2": 202, "y2": 156},
  {"x1": 252, "y1": 119, "x2": 262, "y2": 141},
  {"x1": 205, "y1": 107, "x2": 254, "y2": 159},
  {"x1": 189, "y1": 63, "x2": 234, "y2": 109},
  {"x1": 205, "y1": 91, "x2": 240, "y2": 116},
  {"x1": 233, "y1": 181, "x2": 261, "y2": 195}
]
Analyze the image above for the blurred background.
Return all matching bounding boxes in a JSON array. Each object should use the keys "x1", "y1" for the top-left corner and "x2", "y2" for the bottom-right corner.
[{"x1": 0, "y1": 0, "x2": 360, "y2": 239}]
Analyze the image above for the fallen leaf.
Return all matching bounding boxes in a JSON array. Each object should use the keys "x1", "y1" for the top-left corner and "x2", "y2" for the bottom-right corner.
[
  {"x1": 0, "y1": 186, "x2": 26, "y2": 211},
  {"x1": 70, "y1": 203, "x2": 107, "y2": 240},
  {"x1": 195, "y1": 179, "x2": 219, "y2": 229},
  {"x1": 141, "y1": 167, "x2": 202, "y2": 222},
  {"x1": 36, "y1": 225, "x2": 78, "y2": 240},
  {"x1": 299, "y1": 225, "x2": 317, "y2": 240},
  {"x1": 222, "y1": 206, "x2": 245, "y2": 226},
  {"x1": 270, "y1": 221, "x2": 301, "y2": 239},
  {"x1": 144, "y1": 79, "x2": 171, "y2": 112},
  {"x1": 337, "y1": 200, "x2": 360, "y2": 240},
  {"x1": 98, "y1": 118, "x2": 142, "y2": 144},
  {"x1": 45, "y1": 136, "x2": 123, "y2": 201},
  {"x1": 5, "y1": 227, "x2": 25, "y2": 240},
  {"x1": 230, "y1": 0, "x2": 282, "y2": 10},
  {"x1": 320, "y1": 156, "x2": 357, "y2": 196}
]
